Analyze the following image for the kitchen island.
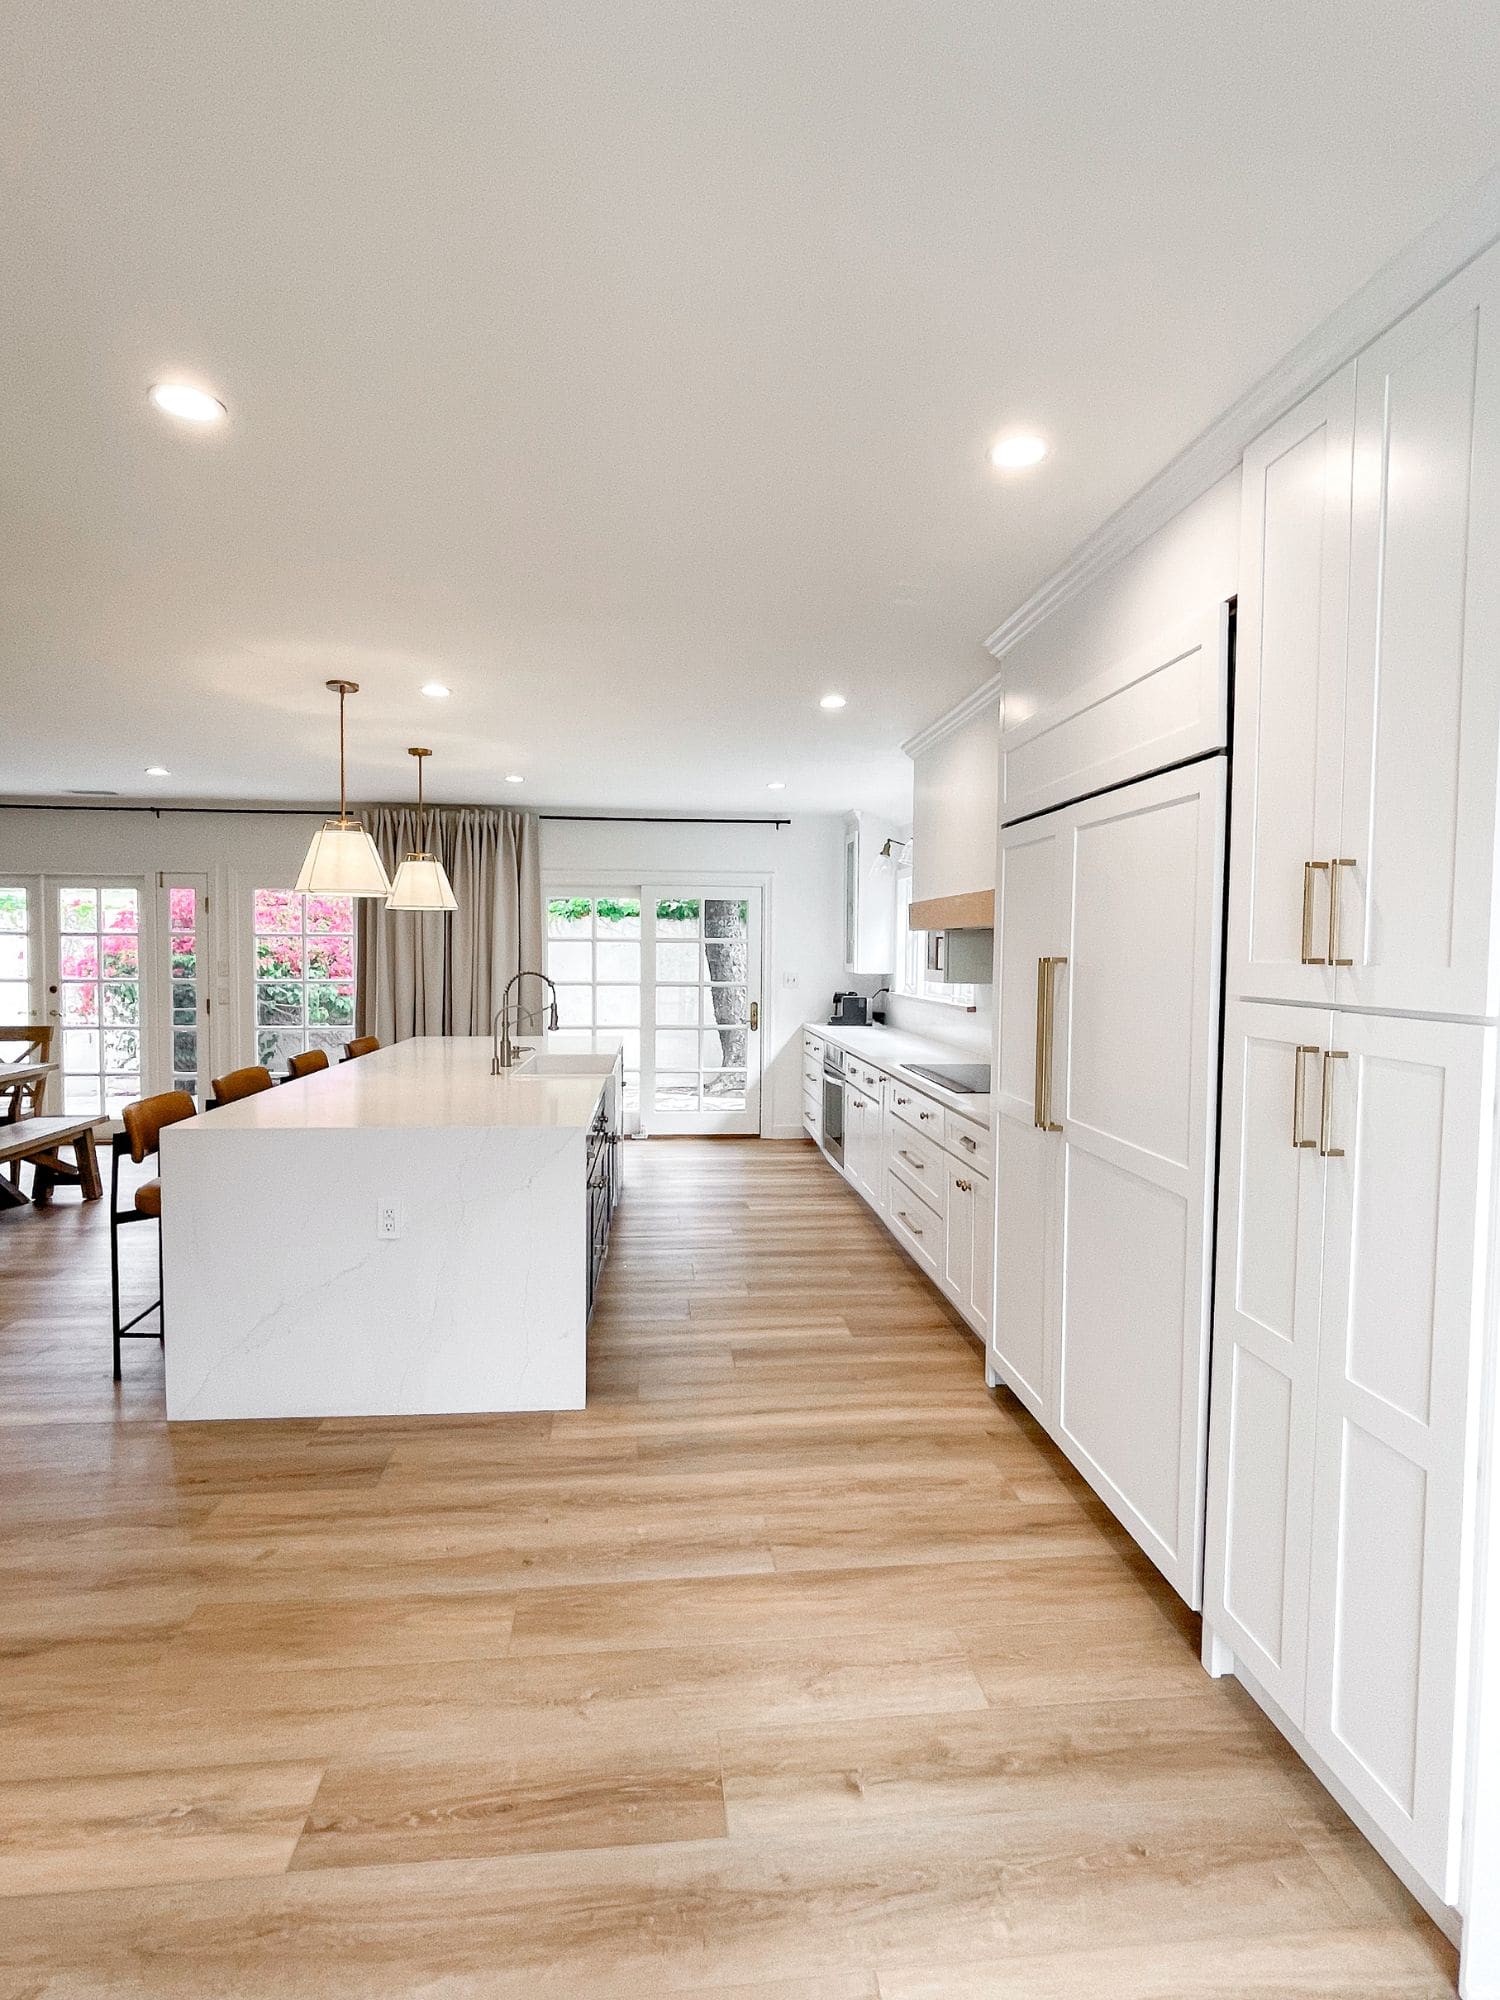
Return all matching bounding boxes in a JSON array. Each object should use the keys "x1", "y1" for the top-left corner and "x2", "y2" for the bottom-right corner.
[{"x1": 159, "y1": 1036, "x2": 622, "y2": 1421}]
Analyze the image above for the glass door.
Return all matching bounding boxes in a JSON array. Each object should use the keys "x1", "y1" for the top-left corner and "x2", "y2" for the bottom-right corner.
[
  {"x1": 42, "y1": 878, "x2": 154, "y2": 1117},
  {"x1": 159, "y1": 874, "x2": 210, "y2": 1105},
  {"x1": 643, "y1": 888, "x2": 763, "y2": 1135}
]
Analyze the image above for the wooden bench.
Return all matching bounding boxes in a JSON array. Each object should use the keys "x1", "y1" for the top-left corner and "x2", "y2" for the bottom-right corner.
[{"x1": 0, "y1": 1117, "x2": 104, "y2": 1208}]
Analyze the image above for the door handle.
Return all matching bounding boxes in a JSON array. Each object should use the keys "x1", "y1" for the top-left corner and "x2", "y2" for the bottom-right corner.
[
  {"x1": 749, "y1": 1000, "x2": 759, "y2": 1032},
  {"x1": 1033, "y1": 958, "x2": 1048, "y2": 1129},
  {"x1": 1292, "y1": 1045, "x2": 1319, "y2": 1149},
  {"x1": 1302, "y1": 862, "x2": 1329, "y2": 966},
  {"x1": 1328, "y1": 859, "x2": 1355, "y2": 968},
  {"x1": 1318, "y1": 1050, "x2": 1348, "y2": 1158},
  {"x1": 1041, "y1": 956, "x2": 1066, "y2": 1133}
]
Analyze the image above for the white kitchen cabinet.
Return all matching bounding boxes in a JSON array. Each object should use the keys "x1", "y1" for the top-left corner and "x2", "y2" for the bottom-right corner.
[
  {"x1": 943, "y1": 1162, "x2": 990, "y2": 1338},
  {"x1": 1206, "y1": 1003, "x2": 1493, "y2": 1903},
  {"x1": 1230, "y1": 241, "x2": 1500, "y2": 1019},
  {"x1": 843, "y1": 813, "x2": 898, "y2": 975},
  {"x1": 990, "y1": 757, "x2": 1226, "y2": 1605},
  {"x1": 844, "y1": 1077, "x2": 885, "y2": 1214},
  {"x1": 910, "y1": 697, "x2": 1000, "y2": 909}
]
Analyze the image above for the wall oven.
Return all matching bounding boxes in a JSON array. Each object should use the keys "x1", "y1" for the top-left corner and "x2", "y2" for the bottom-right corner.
[{"x1": 822, "y1": 1044, "x2": 846, "y2": 1166}]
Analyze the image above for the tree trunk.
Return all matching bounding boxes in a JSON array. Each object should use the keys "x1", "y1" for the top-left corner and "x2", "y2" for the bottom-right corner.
[{"x1": 702, "y1": 899, "x2": 748, "y2": 1075}]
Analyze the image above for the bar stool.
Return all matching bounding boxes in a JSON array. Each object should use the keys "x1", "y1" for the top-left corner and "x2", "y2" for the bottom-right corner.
[
  {"x1": 342, "y1": 1036, "x2": 380, "y2": 1061},
  {"x1": 111, "y1": 1089, "x2": 195, "y2": 1381},
  {"x1": 208, "y1": 1064, "x2": 273, "y2": 1109},
  {"x1": 285, "y1": 1049, "x2": 329, "y2": 1081}
]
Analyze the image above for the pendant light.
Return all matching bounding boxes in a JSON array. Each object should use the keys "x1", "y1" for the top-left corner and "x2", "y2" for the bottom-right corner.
[
  {"x1": 386, "y1": 747, "x2": 458, "y2": 912},
  {"x1": 294, "y1": 680, "x2": 393, "y2": 898}
]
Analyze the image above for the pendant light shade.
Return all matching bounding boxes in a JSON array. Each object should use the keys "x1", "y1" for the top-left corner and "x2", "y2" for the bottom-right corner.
[
  {"x1": 385, "y1": 747, "x2": 458, "y2": 912},
  {"x1": 296, "y1": 680, "x2": 392, "y2": 899}
]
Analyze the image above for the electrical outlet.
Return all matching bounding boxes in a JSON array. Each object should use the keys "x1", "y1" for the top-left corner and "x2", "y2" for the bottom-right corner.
[{"x1": 376, "y1": 1199, "x2": 403, "y2": 1241}]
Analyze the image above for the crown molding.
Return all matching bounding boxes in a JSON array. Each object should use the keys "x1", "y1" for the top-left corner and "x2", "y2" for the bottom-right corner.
[
  {"x1": 900, "y1": 673, "x2": 1003, "y2": 759},
  {"x1": 979, "y1": 166, "x2": 1500, "y2": 666}
]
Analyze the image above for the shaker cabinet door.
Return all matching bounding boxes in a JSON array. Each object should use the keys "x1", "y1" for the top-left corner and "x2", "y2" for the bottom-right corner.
[
  {"x1": 1336, "y1": 242, "x2": 1500, "y2": 1019},
  {"x1": 1227, "y1": 369, "x2": 1352, "y2": 1006},
  {"x1": 1303, "y1": 1012, "x2": 1494, "y2": 1900},
  {"x1": 1204, "y1": 1000, "x2": 1331, "y2": 1718}
]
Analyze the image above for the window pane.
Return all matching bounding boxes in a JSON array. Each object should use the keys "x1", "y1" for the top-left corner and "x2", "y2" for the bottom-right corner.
[
  {"x1": 305, "y1": 895, "x2": 354, "y2": 935},
  {"x1": 63, "y1": 1029, "x2": 99, "y2": 1072},
  {"x1": 101, "y1": 936, "x2": 138, "y2": 979},
  {"x1": 655, "y1": 1028, "x2": 698, "y2": 1070},
  {"x1": 307, "y1": 936, "x2": 355, "y2": 981},
  {"x1": 704, "y1": 1069, "x2": 747, "y2": 1105},
  {"x1": 0, "y1": 937, "x2": 24, "y2": 980},
  {"x1": 307, "y1": 982, "x2": 355, "y2": 1027},
  {"x1": 656, "y1": 941, "x2": 701, "y2": 982},
  {"x1": 546, "y1": 940, "x2": 593, "y2": 983},
  {"x1": 172, "y1": 980, "x2": 197, "y2": 1025},
  {"x1": 655, "y1": 985, "x2": 699, "y2": 1025},
  {"x1": 171, "y1": 934, "x2": 197, "y2": 975},
  {"x1": 256, "y1": 981, "x2": 303, "y2": 1026},
  {"x1": 173, "y1": 1030, "x2": 198, "y2": 1073},
  {"x1": 547, "y1": 898, "x2": 592, "y2": 938},
  {"x1": 256, "y1": 936, "x2": 304, "y2": 979},
  {"x1": 64, "y1": 1076, "x2": 102, "y2": 1115},
  {"x1": 104, "y1": 1075, "x2": 140, "y2": 1115},
  {"x1": 60, "y1": 889, "x2": 97, "y2": 931},
  {"x1": 654, "y1": 1072, "x2": 698, "y2": 1109},
  {"x1": 60, "y1": 936, "x2": 97, "y2": 979},
  {"x1": 555, "y1": 985, "x2": 593, "y2": 1027},
  {"x1": 309, "y1": 1028, "x2": 352, "y2": 1054},
  {"x1": 168, "y1": 886, "x2": 196, "y2": 929},
  {"x1": 102, "y1": 982, "x2": 139, "y2": 1025},
  {"x1": 103, "y1": 1030, "x2": 139, "y2": 1074},
  {"x1": 595, "y1": 898, "x2": 640, "y2": 938},
  {"x1": 0, "y1": 888, "x2": 27, "y2": 932},
  {"x1": 594, "y1": 940, "x2": 639, "y2": 981},
  {"x1": 655, "y1": 899, "x2": 700, "y2": 934},
  {"x1": 257, "y1": 1028, "x2": 304, "y2": 1070},
  {"x1": 703, "y1": 1026, "x2": 747, "y2": 1069},
  {"x1": 101, "y1": 887, "x2": 138, "y2": 933},
  {"x1": 705, "y1": 986, "x2": 747, "y2": 1023},
  {"x1": 0, "y1": 982, "x2": 29, "y2": 1025},
  {"x1": 60, "y1": 983, "x2": 97, "y2": 1025},
  {"x1": 615, "y1": 1029, "x2": 640, "y2": 1070},
  {"x1": 595, "y1": 985, "x2": 639, "y2": 1027},
  {"x1": 254, "y1": 889, "x2": 299, "y2": 932}
]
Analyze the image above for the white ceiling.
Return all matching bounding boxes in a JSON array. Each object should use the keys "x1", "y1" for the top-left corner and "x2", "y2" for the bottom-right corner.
[{"x1": 2, "y1": 3, "x2": 1498, "y2": 820}]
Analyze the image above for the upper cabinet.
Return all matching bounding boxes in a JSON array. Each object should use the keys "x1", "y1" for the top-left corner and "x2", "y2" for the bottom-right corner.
[
  {"x1": 909, "y1": 697, "x2": 1000, "y2": 931},
  {"x1": 843, "y1": 812, "x2": 898, "y2": 974},
  {"x1": 1229, "y1": 241, "x2": 1500, "y2": 1020}
]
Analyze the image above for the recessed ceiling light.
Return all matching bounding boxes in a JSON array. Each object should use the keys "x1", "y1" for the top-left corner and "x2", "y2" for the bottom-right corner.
[
  {"x1": 148, "y1": 382, "x2": 226, "y2": 424},
  {"x1": 990, "y1": 432, "x2": 1049, "y2": 470},
  {"x1": 505, "y1": 773, "x2": 524, "y2": 784},
  {"x1": 144, "y1": 766, "x2": 170, "y2": 777},
  {"x1": 820, "y1": 693, "x2": 846, "y2": 710},
  {"x1": 420, "y1": 682, "x2": 451, "y2": 699},
  {"x1": 767, "y1": 780, "x2": 786, "y2": 791}
]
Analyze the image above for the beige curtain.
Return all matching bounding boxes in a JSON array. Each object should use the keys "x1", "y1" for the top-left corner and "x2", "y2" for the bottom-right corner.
[{"x1": 356, "y1": 806, "x2": 543, "y2": 1042}]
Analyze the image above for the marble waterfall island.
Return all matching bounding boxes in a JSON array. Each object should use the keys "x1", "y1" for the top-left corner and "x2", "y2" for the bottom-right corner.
[{"x1": 159, "y1": 1037, "x2": 622, "y2": 1421}]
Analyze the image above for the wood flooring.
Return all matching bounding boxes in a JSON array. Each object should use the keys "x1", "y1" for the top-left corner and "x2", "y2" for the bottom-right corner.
[{"x1": 0, "y1": 1136, "x2": 1459, "y2": 1997}]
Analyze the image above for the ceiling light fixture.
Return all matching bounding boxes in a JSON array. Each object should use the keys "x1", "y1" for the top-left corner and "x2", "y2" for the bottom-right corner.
[
  {"x1": 420, "y1": 682, "x2": 451, "y2": 700},
  {"x1": 504, "y1": 773, "x2": 524, "y2": 784},
  {"x1": 820, "y1": 694, "x2": 846, "y2": 710},
  {"x1": 148, "y1": 382, "x2": 227, "y2": 424},
  {"x1": 294, "y1": 680, "x2": 393, "y2": 898},
  {"x1": 386, "y1": 748, "x2": 458, "y2": 913},
  {"x1": 990, "y1": 432, "x2": 1049, "y2": 470},
  {"x1": 766, "y1": 781, "x2": 786, "y2": 791},
  {"x1": 145, "y1": 766, "x2": 171, "y2": 777}
]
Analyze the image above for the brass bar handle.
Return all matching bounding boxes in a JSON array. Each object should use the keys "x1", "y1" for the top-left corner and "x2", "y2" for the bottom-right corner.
[
  {"x1": 1292, "y1": 1045, "x2": 1319, "y2": 1149},
  {"x1": 1302, "y1": 862, "x2": 1330, "y2": 966},
  {"x1": 1318, "y1": 1050, "x2": 1348, "y2": 1158},
  {"x1": 1033, "y1": 958, "x2": 1048, "y2": 1129},
  {"x1": 1042, "y1": 956, "x2": 1067, "y2": 1133},
  {"x1": 1328, "y1": 859, "x2": 1355, "y2": 968}
]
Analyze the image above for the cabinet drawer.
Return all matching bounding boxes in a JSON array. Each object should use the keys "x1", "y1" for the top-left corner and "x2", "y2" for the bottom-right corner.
[
  {"x1": 803, "y1": 1079, "x2": 821, "y2": 1121},
  {"x1": 886, "y1": 1171, "x2": 941, "y2": 1278},
  {"x1": 804, "y1": 1031, "x2": 826, "y2": 1065},
  {"x1": 850, "y1": 1061, "x2": 885, "y2": 1097},
  {"x1": 944, "y1": 1110, "x2": 993, "y2": 1174},
  {"x1": 803, "y1": 1059, "x2": 822, "y2": 1091},
  {"x1": 887, "y1": 1116, "x2": 947, "y2": 1207},
  {"x1": 889, "y1": 1080, "x2": 942, "y2": 1137}
]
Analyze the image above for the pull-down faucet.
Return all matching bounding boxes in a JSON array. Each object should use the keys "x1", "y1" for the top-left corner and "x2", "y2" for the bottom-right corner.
[{"x1": 491, "y1": 971, "x2": 560, "y2": 1074}]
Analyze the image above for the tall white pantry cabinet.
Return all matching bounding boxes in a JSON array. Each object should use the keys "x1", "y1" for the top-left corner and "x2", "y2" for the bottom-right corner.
[{"x1": 1204, "y1": 241, "x2": 1500, "y2": 1933}]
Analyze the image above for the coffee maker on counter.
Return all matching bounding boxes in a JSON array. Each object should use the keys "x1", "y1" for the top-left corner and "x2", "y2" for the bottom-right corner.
[{"x1": 828, "y1": 987, "x2": 887, "y2": 1027}]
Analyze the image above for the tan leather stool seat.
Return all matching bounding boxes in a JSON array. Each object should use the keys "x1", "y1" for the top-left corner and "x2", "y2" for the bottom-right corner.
[{"x1": 133, "y1": 1179, "x2": 162, "y2": 1218}]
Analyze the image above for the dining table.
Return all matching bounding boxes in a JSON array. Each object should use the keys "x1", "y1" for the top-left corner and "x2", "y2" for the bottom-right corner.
[{"x1": 1, "y1": 1061, "x2": 57, "y2": 1122}]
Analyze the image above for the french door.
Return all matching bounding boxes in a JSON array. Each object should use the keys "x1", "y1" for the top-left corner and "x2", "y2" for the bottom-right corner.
[{"x1": 545, "y1": 884, "x2": 763, "y2": 1136}]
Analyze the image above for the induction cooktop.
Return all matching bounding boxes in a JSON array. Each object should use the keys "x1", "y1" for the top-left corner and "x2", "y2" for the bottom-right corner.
[{"x1": 903, "y1": 1061, "x2": 991, "y2": 1095}]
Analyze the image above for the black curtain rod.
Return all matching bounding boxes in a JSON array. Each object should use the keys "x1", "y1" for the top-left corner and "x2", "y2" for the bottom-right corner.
[{"x1": 0, "y1": 800, "x2": 791, "y2": 827}]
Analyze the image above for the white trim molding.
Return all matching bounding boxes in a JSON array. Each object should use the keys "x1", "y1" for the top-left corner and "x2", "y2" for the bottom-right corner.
[{"x1": 904, "y1": 166, "x2": 1500, "y2": 763}]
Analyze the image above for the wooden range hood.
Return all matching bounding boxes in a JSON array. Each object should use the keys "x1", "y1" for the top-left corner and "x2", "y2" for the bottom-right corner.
[{"x1": 909, "y1": 888, "x2": 994, "y2": 933}]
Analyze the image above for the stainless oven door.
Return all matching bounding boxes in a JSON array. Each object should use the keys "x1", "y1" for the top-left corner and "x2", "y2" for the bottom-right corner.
[{"x1": 822, "y1": 1068, "x2": 845, "y2": 1165}]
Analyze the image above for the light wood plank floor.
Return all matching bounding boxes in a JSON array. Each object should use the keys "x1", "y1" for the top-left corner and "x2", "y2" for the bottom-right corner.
[{"x1": 0, "y1": 1137, "x2": 1458, "y2": 1998}]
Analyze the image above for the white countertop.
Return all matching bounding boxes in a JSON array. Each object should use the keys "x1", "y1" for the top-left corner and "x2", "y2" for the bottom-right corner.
[
  {"x1": 181, "y1": 1036, "x2": 622, "y2": 1133},
  {"x1": 810, "y1": 1022, "x2": 992, "y2": 1123}
]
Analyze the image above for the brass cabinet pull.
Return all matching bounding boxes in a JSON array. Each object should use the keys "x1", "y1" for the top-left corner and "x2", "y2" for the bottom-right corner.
[
  {"x1": 1033, "y1": 958, "x2": 1048, "y2": 1128},
  {"x1": 1328, "y1": 859, "x2": 1355, "y2": 968},
  {"x1": 1318, "y1": 1050, "x2": 1348, "y2": 1158},
  {"x1": 1292, "y1": 1045, "x2": 1319, "y2": 1149},
  {"x1": 897, "y1": 1209, "x2": 923, "y2": 1238},
  {"x1": 955, "y1": 1177, "x2": 972, "y2": 1193},
  {"x1": 959, "y1": 1132, "x2": 977, "y2": 1152},
  {"x1": 1041, "y1": 956, "x2": 1066, "y2": 1133},
  {"x1": 1302, "y1": 862, "x2": 1330, "y2": 966}
]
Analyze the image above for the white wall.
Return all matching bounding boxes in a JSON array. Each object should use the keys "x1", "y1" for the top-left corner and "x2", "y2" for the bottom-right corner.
[{"x1": 540, "y1": 813, "x2": 856, "y2": 1139}]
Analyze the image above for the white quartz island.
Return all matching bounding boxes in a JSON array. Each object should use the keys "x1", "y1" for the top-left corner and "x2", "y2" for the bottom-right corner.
[{"x1": 159, "y1": 1036, "x2": 623, "y2": 1421}]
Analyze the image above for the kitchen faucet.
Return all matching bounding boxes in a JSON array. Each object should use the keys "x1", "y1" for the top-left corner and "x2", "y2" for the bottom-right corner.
[{"x1": 491, "y1": 971, "x2": 560, "y2": 1074}]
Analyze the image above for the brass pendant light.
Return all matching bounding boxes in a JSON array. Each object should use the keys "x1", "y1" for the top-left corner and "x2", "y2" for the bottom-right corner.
[
  {"x1": 386, "y1": 747, "x2": 458, "y2": 912},
  {"x1": 295, "y1": 680, "x2": 394, "y2": 898}
]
